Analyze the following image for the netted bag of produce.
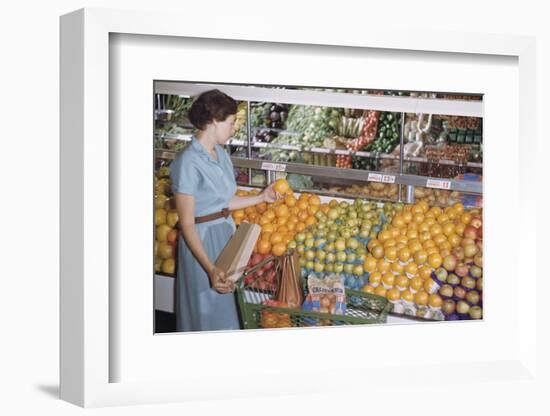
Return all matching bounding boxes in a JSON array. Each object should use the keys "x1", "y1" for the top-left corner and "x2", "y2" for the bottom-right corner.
[{"x1": 302, "y1": 274, "x2": 346, "y2": 316}]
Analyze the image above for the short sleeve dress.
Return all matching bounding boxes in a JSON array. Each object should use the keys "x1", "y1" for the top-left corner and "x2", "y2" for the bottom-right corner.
[{"x1": 170, "y1": 137, "x2": 240, "y2": 331}]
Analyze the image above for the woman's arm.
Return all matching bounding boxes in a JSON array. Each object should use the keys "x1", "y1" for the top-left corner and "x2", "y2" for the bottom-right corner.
[
  {"x1": 228, "y1": 183, "x2": 278, "y2": 210},
  {"x1": 174, "y1": 193, "x2": 233, "y2": 293}
]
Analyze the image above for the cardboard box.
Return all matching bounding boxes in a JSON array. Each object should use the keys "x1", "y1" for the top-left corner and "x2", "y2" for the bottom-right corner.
[{"x1": 215, "y1": 222, "x2": 261, "y2": 282}]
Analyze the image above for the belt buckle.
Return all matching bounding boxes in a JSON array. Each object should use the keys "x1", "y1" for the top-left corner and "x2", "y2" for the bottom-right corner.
[{"x1": 222, "y1": 208, "x2": 229, "y2": 218}]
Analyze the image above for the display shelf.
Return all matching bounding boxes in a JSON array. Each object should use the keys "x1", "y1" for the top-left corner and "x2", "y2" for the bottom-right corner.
[
  {"x1": 154, "y1": 135, "x2": 482, "y2": 168},
  {"x1": 154, "y1": 82, "x2": 483, "y2": 117}
]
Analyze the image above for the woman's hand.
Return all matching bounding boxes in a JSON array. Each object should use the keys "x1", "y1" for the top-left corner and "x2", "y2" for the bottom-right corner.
[
  {"x1": 261, "y1": 183, "x2": 279, "y2": 203},
  {"x1": 208, "y1": 265, "x2": 235, "y2": 294}
]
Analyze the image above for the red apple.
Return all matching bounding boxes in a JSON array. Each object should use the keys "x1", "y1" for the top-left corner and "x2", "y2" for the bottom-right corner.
[
  {"x1": 455, "y1": 263, "x2": 469, "y2": 278},
  {"x1": 452, "y1": 246, "x2": 465, "y2": 261},
  {"x1": 464, "y1": 225, "x2": 478, "y2": 240},
  {"x1": 470, "y1": 215, "x2": 482, "y2": 229},
  {"x1": 167, "y1": 229, "x2": 178, "y2": 244}
]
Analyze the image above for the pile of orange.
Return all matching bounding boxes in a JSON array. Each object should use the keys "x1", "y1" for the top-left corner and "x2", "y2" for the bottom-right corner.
[
  {"x1": 231, "y1": 179, "x2": 329, "y2": 257},
  {"x1": 362, "y1": 201, "x2": 477, "y2": 310}
]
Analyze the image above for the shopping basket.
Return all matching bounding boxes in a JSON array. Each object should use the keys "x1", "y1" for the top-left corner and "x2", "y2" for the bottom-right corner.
[{"x1": 236, "y1": 255, "x2": 393, "y2": 329}]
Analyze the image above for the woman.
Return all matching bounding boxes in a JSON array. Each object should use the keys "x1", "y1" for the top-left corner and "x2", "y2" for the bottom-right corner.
[{"x1": 170, "y1": 89, "x2": 278, "y2": 332}]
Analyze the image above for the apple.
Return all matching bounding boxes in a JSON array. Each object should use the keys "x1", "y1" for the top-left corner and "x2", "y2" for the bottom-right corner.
[
  {"x1": 334, "y1": 263, "x2": 344, "y2": 273},
  {"x1": 461, "y1": 237, "x2": 476, "y2": 248},
  {"x1": 476, "y1": 278, "x2": 483, "y2": 292},
  {"x1": 440, "y1": 284, "x2": 454, "y2": 298},
  {"x1": 474, "y1": 254, "x2": 483, "y2": 268},
  {"x1": 466, "y1": 290, "x2": 480, "y2": 305},
  {"x1": 314, "y1": 238, "x2": 327, "y2": 249},
  {"x1": 470, "y1": 265, "x2": 482, "y2": 278},
  {"x1": 295, "y1": 233, "x2": 306, "y2": 243},
  {"x1": 335, "y1": 239, "x2": 346, "y2": 252},
  {"x1": 306, "y1": 261, "x2": 314, "y2": 270},
  {"x1": 315, "y1": 250, "x2": 327, "y2": 262},
  {"x1": 325, "y1": 263, "x2": 334, "y2": 273},
  {"x1": 250, "y1": 253, "x2": 263, "y2": 266},
  {"x1": 442, "y1": 255, "x2": 457, "y2": 271},
  {"x1": 442, "y1": 299, "x2": 456, "y2": 315},
  {"x1": 435, "y1": 267, "x2": 448, "y2": 283},
  {"x1": 326, "y1": 252, "x2": 336, "y2": 263},
  {"x1": 353, "y1": 265, "x2": 364, "y2": 276},
  {"x1": 447, "y1": 273, "x2": 461, "y2": 286},
  {"x1": 314, "y1": 263, "x2": 325, "y2": 273},
  {"x1": 464, "y1": 243, "x2": 479, "y2": 258},
  {"x1": 452, "y1": 246, "x2": 465, "y2": 261},
  {"x1": 297, "y1": 245, "x2": 305, "y2": 255},
  {"x1": 166, "y1": 210, "x2": 179, "y2": 227},
  {"x1": 336, "y1": 251, "x2": 347, "y2": 263},
  {"x1": 461, "y1": 276, "x2": 476, "y2": 290},
  {"x1": 457, "y1": 300, "x2": 471, "y2": 314},
  {"x1": 305, "y1": 250, "x2": 315, "y2": 261},
  {"x1": 463, "y1": 225, "x2": 478, "y2": 240},
  {"x1": 304, "y1": 238, "x2": 315, "y2": 249},
  {"x1": 343, "y1": 263, "x2": 354, "y2": 274},
  {"x1": 454, "y1": 286, "x2": 466, "y2": 300},
  {"x1": 469, "y1": 306, "x2": 483, "y2": 319},
  {"x1": 327, "y1": 231, "x2": 337, "y2": 242},
  {"x1": 346, "y1": 252, "x2": 357, "y2": 263},
  {"x1": 455, "y1": 263, "x2": 469, "y2": 278},
  {"x1": 326, "y1": 243, "x2": 335, "y2": 252},
  {"x1": 470, "y1": 215, "x2": 482, "y2": 229}
]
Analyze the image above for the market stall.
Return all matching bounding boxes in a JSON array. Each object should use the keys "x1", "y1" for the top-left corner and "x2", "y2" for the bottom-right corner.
[{"x1": 153, "y1": 83, "x2": 483, "y2": 330}]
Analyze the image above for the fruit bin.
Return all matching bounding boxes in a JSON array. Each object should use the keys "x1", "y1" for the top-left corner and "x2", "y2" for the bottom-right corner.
[{"x1": 236, "y1": 256, "x2": 393, "y2": 329}]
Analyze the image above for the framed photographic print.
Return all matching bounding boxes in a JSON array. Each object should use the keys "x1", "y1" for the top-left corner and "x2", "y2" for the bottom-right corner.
[{"x1": 60, "y1": 7, "x2": 542, "y2": 409}]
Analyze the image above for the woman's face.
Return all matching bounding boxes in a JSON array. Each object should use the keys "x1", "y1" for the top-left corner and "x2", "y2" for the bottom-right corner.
[{"x1": 213, "y1": 114, "x2": 236, "y2": 144}]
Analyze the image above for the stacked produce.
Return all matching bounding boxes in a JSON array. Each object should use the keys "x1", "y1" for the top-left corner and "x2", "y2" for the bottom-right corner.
[
  {"x1": 233, "y1": 102, "x2": 248, "y2": 140},
  {"x1": 360, "y1": 201, "x2": 482, "y2": 320},
  {"x1": 251, "y1": 102, "x2": 289, "y2": 130},
  {"x1": 365, "y1": 112, "x2": 400, "y2": 154},
  {"x1": 230, "y1": 179, "x2": 319, "y2": 258},
  {"x1": 345, "y1": 110, "x2": 380, "y2": 152},
  {"x1": 332, "y1": 114, "x2": 364, "y2": 168},
  {"x1": 291, "y1": 199, "x2": 398, "y2": 290},
  {"x1": 430, "y1": 212, "x2": 483, "y2": 320},
  {"x1": 323, "y1": 183, "x2": 399, "y2": 201},
  {"x1": 154, "y1": 166, "x2": 179, "y2": 275},
  {"x1": 413, "y1": 187, "x2": 461, "y2": 207}
]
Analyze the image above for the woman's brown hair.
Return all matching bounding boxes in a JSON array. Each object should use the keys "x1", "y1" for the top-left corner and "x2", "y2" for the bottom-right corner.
[{"x1": 188, "y1": 89, "x2": 237, "y2": 130}]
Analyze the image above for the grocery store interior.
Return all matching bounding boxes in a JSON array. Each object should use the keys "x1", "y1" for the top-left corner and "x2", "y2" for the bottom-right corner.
[{"x1": 154, "y1": 82, "x2": 483, "y2": 332}]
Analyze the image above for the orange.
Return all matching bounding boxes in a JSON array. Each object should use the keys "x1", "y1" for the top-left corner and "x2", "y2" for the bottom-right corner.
[
  {"x1": 461, "y1": 212, "x2": 472, "y2": 225},
  {"x1": 320, "y1": 204, "x2": 330, "y2": 214},
  {"x1": 453, "y1": 202, "x2": 465, "y2": 215},
  {"x1": 277, "y1": 225, "x2": 289, "y2": 235},
  {"x1": 329, "y1": 199, "x2": 339, "y2": 207},
  {"x1": 425, "y1": 246, "x2": 439, "y2": 256},
  {"x1": 309, "y1": 195, "x2": 321, "y2": 206},
  {"x1": 390, "y1": 228, "x2": 401, "y2": 239},
  {"x1": 273, "y1": 178, "x2": 290, "y2": 195},
  {"x1": 271, "y1": 242, "x2": 287, "y2": 256},
  {"x1": 391, "y1": 262, "x2": 404, "y2": 275},
  {"x1": 284, "y1": 195, "x2": 297, "y2": 208},
  {"x1": 247, "y1": 213, "x2": 258, "y2": 223},
  {"x1": 257, "y1": 240, "x2": 272, "y2": 255},
  {"x1": 256, "y1": 202, "x2": 268, "y2": 214},
  {"x1": 448, "y1": 233, "x2": 461, "y2": 247},
  {"x1": 392, "y1": 215, "x2": 406, "y2": 228},
  {"x1": 429, "y1": 206, "x2": 443, "y2": 218},
  {"x1": 298, "y1": 210, "x2": 309, "y2": 222},
  {"x1": 414, "y1": 250, "x2": 428, "y2": 265},
  {"x1": 234, "y1": 217, "x2": 242, "y2": 226},
  {"x1": 372, "y1": 245, "x2": 385, "y2": 259},
  {"x1": 378, "y1": 230, "x2": 392, "y2": 242},
  {"x1": 307, "y1": 204, "x2": 319, "y2": 215},
  {"x1": 386, "y1": 288, "x2": 401, "y2": 302},
  {"x1": 289, "y1": 206, "x2": 300, "y2": 216},
  {"x1": 295, "y1": 222, "x2": 306, "y2": 232},
  {"x1": 454, "y1": 222, "x2": 466, "y2": 236},
  {"x1": 244, "y1": 206, "x2": 257, "y2": 216},
  {"x1": 377, "y1": 259, "x2": 391, "y2": 273},
  {"x1": 429, "y1": 294, "x2": 443, "y2": 308},
  {"x1": 437, "y1": 213, "x2": 450, "y2": 224},
  {"x1": 275, "y1": 204, "x2": 289, "y2": 218},
  {"x1": 374, "y1": 286, "x2": 387, "y2": 298},
  {"x1": 286, "y1": 222, "x2": 296, "y2": 232},
  {"x1": 364, "y1": 256, "x2": 378, "y2": 272},
  {"x1": 305, "y1": 216, "x2": 316, "y2": 227},
  {"x1": 276, "y1": 216, "x2": 288, "y2": 226},
  {"x1": 264, "y1": 209, "x2": 275, "y2": 221},
  {"x1": 297, "y1": 200, "x2": 309, "y2": 211},
  {"x1": 232, "y1": 209, "x2": 245, "y2": 219},
  {"x1": 384, "y1": 246, "x2": 398, "y2": 262},
  {"x1": 270, "y1": 232, "x2": 284, "y2": 245},
  {"x1": 367, "y1": 239, "x2": 381, "y2": 251},
  {"x1": 262, "y1": 223, "x2": 275, "y2": 233},
  {"x1": 430, "y1": 223, "x2": 443, "y2": 236}
]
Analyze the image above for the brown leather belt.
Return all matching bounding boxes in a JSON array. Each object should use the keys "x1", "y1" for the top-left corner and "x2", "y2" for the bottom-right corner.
[{"x1": 195, "y1": 208, "x2": 230, "y2": 224}]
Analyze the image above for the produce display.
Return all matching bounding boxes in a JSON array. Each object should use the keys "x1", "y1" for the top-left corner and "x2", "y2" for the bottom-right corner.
[
  {"x1": 322, "y1": 182, "x2": 399, "y2": 201},
  {"x1": 360, "y1": 201, "x2": 483, "y2": 320},
  {"x1": 364, "y1": 112, "x2": 401, "y2": 154},
  {"x1": 154, "y1": 165, "x2": 179, "y2": 276}
]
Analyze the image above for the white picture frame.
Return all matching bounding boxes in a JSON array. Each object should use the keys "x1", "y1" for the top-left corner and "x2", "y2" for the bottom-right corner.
[{"x1": 60, "y1": 7, "x2": 543, "y2": 408}]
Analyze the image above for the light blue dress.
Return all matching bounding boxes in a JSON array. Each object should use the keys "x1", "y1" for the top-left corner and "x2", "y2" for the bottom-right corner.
[{"x1": 170, "y1": 137, "x2": 240, "y2": 331}]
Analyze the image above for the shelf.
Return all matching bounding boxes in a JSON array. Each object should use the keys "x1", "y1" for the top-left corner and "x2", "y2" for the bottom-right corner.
[{"x1": 154, "y1": 82, "x2": 483, "y2": 117}]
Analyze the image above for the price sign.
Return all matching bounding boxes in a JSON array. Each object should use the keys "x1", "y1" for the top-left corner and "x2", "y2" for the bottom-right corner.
[
  {"x1": 160, "y1": 152, "x2": 175, "y2": 160},
  {"x1": 261, "y1": 162, "x2": 287, "y2": 172},
  {"x1": 368, "y1": 173, "x2": 396, "y2": 184},
  {"x1": 426, "y1": 179, "x2": 452, "y2": 190}
]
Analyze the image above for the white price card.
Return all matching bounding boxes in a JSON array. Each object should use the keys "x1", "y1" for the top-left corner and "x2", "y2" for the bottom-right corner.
[
  {"x1": 426, "y1": 179, "x2": 452, "y2": 190},
  {"x1": 160, "y1": 151, "x2": 175, "y2": 160},
  {"x1": 261, "y1": 162, "x2": 287, "y2": 172},
  {"x1": 368, "y1": 173, "x2": 396, "y2": 184}
]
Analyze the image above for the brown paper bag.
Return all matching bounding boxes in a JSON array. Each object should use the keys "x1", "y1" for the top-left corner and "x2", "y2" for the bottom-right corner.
[
  {"x1": 215, "y1": 222, "x2": 261, "y2": 282},
  {"x1": 275, "y1": 251, "x2": 304, "y2": 309}
]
